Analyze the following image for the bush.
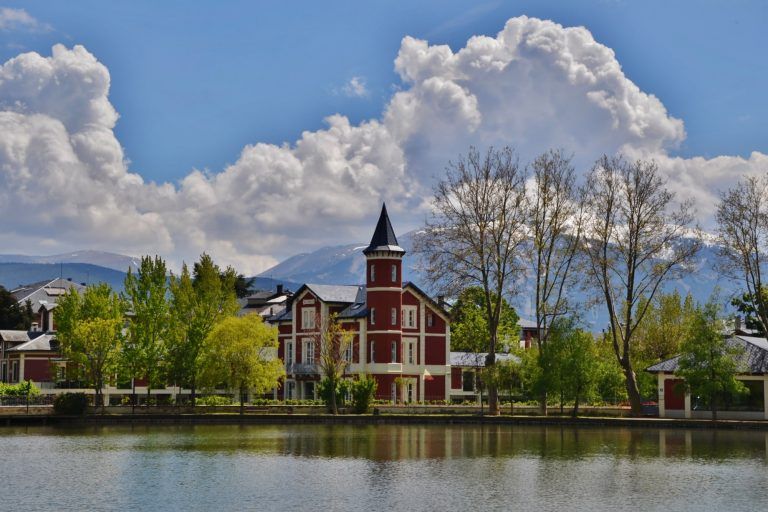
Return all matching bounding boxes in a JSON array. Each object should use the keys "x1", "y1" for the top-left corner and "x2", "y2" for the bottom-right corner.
[
  {"x1": 317, "y1": 377, "x2": 351, "y2": 409},
  {"x1": 350, "y1": 375, "x2": 378, "y2": 414},
  {"x1": 196, "y1": 395, "x2": 233, "y2": 406},
  {"x1": 54, "y1": 393, "x2": 89, "y2": 415},
  {"x1": 0, "y1": 380, "x2": 41, "y2": 398}
]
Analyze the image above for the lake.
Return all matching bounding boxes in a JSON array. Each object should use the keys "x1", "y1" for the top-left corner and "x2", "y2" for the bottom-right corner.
[{"x1": 1, "y1": 424, "x2": 767, "y2": 511}]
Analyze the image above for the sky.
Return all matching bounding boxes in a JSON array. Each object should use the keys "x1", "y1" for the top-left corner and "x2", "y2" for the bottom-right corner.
[{"x1": 0, "y1": 1, "x2": 766, "y2": 274}]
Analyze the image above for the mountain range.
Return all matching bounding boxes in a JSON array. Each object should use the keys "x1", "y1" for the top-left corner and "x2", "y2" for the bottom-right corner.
[
  {"x1": 0, "y1": 239, "x2": 742, "y2": 331},
  {"x1": 258, "y1": 230, "x2": 741, "y2": 329}
]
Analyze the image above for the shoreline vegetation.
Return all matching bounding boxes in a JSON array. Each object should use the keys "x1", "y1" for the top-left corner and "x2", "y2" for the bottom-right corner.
[{"x1": 2, "y1": 407, "x2": 768, "y2": 431}]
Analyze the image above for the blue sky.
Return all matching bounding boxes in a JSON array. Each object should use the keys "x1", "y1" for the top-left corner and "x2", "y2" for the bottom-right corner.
[
  {"x1": 2, "y1": 1, "x2": 765, "y2": 183},
  {"x1": 0, "y1": 1, "x2": 766, "y2": 272}
]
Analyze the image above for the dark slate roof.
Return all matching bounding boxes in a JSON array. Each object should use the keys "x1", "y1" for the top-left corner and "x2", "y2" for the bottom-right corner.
[
  {"x1": 304, "y1": 284, "x2": 361, "y2": 303},
  {"x1": 0, "y1": 330, "x2": 30, "y2": 342},
  {"x1": 270, "y1": 308, "x2": 292, "y2": 322},
  {"x1": 10, "y1": 278, "x2": 86, "y2": 313},
  {"x1": 338, "y1": 286, "x2": 368, "y2": 319},
  {"x1": 646, "y1": 335, "x2": 768, "y2": 374},
  {"x1": 363, "y1": 203, "x2": 405, "y2": 255},
  {"x1": 8, "y1": 334, "x2": 57, "y2": 352}
]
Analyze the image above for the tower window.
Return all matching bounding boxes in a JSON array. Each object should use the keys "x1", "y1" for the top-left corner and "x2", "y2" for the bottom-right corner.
[
  {"x1": 370, "y1": 308, "x2": 376, "y2": 325},
  {"x1": 370, "y1": 264, "x2": 375, "y2": 282},
  {"x1": 391, "y1": 264, "x2": 397, "y2": 282},
  {"x1": 391, "y1": 307, "x2": 397, "y2": 326},
  {"x1": 370, "y1": 341, "x2": 375, "y2": 363},
  {"x1": 391, "y1": 341, "x2": 397, "y2": 362}
]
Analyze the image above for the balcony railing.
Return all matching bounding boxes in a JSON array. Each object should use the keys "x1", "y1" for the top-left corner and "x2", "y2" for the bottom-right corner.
[{"x1": 286, "y1": 363, "x2": 319, "y2": 375}]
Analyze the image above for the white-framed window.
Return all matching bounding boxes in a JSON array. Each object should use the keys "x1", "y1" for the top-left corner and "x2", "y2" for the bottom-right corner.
[
  {"x1": 11, "y1": 360, "x2": 18, "y2": 383},
  {"x1": 343, "y1": 342, "x2": 353, "y2": 363},
  {"x1": 302, "y1": 308, "x2": 316, "y2": 329},
  {"x1": 391, "y1": 341, "x2": 397, "y2": 362},
  {"x1": 402, "y1": 306, "x2": 417, "y2": 328},
  {"x1": 391, "y1": 307, "x2": 397, "y2": 326},
  {"x1": 302, "y1": 338, "x2": 315, "y2": 364},
  {"x1": 370, "y1": 308, "x2": 376, "y2": 325},
  {"x1": 427, "y1": 312, "x2": 434, "y2": 327},
  {"x1": 370, "y1": 264, "x2": 375, "y2": 282},
  {"x1": 286, "y1": 380, "x2": 296, "y2": 399},
  {"x1": 286, "y1": 341, "x2": 294, "y2": 365},
  {"x1": 370, "y1": 341, "x2": 375, "y2": 363},
  {"x1": 405, "y1": 340, "x2": 415, "y2": 364},
  {"x1": 304, "y1": 381, "x2": 315, "y2": 400},
  {"x1": 391, "y1": 264, "x2": 397, "y2": 282}
]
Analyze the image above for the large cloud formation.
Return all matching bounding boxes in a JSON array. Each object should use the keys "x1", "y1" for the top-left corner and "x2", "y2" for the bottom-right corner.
[{"x1": 0, "y1": 16, "x2": 764, "y2": 273}]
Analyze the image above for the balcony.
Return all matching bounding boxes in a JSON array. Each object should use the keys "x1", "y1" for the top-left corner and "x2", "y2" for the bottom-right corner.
[{"x1": 286, "y1": 363, "x2": 319, "y2": 375}]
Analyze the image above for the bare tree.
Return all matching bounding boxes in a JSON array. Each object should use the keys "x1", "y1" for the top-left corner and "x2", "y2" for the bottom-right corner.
[
  {"x1": 581, "y1": 155, "x2": 700, "y2": 415},
  {"x1": 415, "y1": 146, "x2": 528, "y2": 415},
  {"x1": 527, "y1": 149, "x2": 584, "y2": 415},
  {"x1": 716, "y1": 175, "x2": 768, "y2": 333},
  {"x1": 312, "y1": 312, "x2": 353, "y2": 414}
]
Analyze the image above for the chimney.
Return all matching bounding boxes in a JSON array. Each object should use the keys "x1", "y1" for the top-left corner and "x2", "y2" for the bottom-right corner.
[
  {"x1": 67, "y1": 277, "x2": 72, "y2": 282},
  {"x1": 437, "y1": 295, "x2": 446, "y2": 308},
  {"x1": 276, "y1": 284, "x2": 284, "y2": 295}
]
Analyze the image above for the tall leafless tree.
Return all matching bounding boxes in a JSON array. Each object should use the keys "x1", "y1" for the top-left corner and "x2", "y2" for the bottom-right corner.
[
  {"x1": 581, "y1": 155, "x2": 700, "y2": 415},
  {"x1": 716, "y1": 175, "x2": 768, "y2": 334},
  {"x1": 415, "y1": 146, "x2": 528, "y2": 415},
  {"x1": 527, "y1": 149, "x2": 584, "y2": 415}
]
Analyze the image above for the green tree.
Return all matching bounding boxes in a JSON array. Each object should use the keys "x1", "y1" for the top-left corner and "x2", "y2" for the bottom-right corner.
[
  {"x1": 485, "y1": 356, "x2": 523, "y2": 415},
  {"x1": 197, "y1": 314, "x2": 284, "y2": 414},
  {"x1": 676, "y1": 300, "x2": 747, "y2": 421},
  {"x1": 56, "y1": 284, "x2": 125, "y2": 408},
  {"x1": 122, "y1": 255, "x2": 170, "y2": 406},
  {"x1": 0, "y1": 286, "x2": 33, "y2": 330},
  {"x1": 633, "y1": 291, "x2": 696, "y2": 398},
  {"x1": 730, "y1": 289, "x2": 767, "y2": 336},
  {"x1": 594, "y1": 333, "x2": 627, "y2": 405},
  {"x1": 167, "y1": 254, "x2": 239, "y2": 404},
  {"x1": 542, "y1": 319, "x2": 598, "y2": 416},
  {"x1": 450, "y1": 287, "x2": 520, "y2": 353},
  {"x1": 313, "y1": 313, "x2": 353, "y2": 414}
]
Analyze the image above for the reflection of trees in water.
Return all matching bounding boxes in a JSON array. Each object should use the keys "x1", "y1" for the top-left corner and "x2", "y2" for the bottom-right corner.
[{"x1": 81, "y1": 424, "x2": 768, "y2": 462}]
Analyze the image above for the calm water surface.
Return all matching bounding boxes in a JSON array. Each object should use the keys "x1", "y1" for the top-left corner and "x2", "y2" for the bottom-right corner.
[{"x1": 1, "y1": 424, "x2": 767, "y2": 511}]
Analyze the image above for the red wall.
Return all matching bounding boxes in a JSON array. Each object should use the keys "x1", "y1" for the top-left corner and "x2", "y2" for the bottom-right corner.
[
  {"x1": 664, "y1": 378, "x2": 685, "y2": 410},
  {"x1": 23, "y1": 358, "x2": 52, "y2": 381},
  {"x1": 451, "y1": 367, "x2": 462, "y2": 389},
  {"x1": 424, "y1": 336, "x2": 446, "y2": 365},
  {"x1": 425, "y1": 376, "x2": 445, "y2": 401}
]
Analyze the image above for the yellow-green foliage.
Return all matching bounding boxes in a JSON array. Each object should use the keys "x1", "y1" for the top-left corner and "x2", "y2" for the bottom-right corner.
[{"x1": 196, "y1": 315, "x2": 284, "y2": 403}]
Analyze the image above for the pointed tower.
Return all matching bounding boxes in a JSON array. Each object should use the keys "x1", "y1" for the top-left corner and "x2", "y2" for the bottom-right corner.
[{"x1": 364, "y1": 204, "x2": 405, "y2": 375}]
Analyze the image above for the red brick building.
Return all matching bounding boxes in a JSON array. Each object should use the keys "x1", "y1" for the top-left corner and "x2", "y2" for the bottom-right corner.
[{"x1": 270, "y1": 204, "x2": 452, "y2": 402}]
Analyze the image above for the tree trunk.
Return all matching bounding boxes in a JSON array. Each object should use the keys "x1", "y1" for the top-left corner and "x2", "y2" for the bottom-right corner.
[
  {"x1": 623, "y1": 366, "x2": 643, "y2": 415},
  {"x1": 240, "y1": 385, "x2": 245, "y2": 415},
  {"x1": 711, "y1": 393, "x2": 717, "y2": 422},
  {"x1": 539, "y1": 390, "x2": 548, "y2": 416},
  {"x1": 572, "y1": 384, "x2": 581, "y2": 418},
  {"x1": 132, "y1": 377, "x2": 136, "y2": 414},
  {"x1": 191, "y1": 380, "x2": 197, "y2": 407},
  {"x1": 330, "y1": 377, "x2": 338, "y2": 415},
  {"x1": 488, "y1": 386, "x2": 499, "y2": 415}
]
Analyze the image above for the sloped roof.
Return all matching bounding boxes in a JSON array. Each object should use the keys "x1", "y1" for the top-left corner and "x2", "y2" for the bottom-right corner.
[
  {"x1": 10, "y1": 278, "x2": 86, "y2": 312},
  {"x1": 0, "y1": 330, "x2": 30, "y2": 342},
  {"x1": 8, "y1": 334, "x2": 57, "y2": 352},
  {"x1": 303, "y1": 283, "x2": 361, "y2": 303},
  {"x1": 450, "y1": 352, "x2": 520, "y2": 367},
  {"x1": 646, "y1": 335, "x2": 768, "y2": 374},
  {"x1": 363, "y1": 204, "x2": 405, "y2": 255},
  {"x1": 338, "y1": 287, "x2": 368, "y2": 319}
]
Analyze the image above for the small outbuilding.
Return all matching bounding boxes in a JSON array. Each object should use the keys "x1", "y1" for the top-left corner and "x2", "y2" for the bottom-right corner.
[{"x1": 647, "y1": 334, "x2": 768, "y2": 420}]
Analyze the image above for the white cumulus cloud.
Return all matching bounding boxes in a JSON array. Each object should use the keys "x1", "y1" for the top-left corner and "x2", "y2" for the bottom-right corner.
[
  {"x1": 0, "y1": 16, "x2": 765, "y2": 275},
  {"x1": 342, "y1": 76, "x2": 369, "y2": 98}
]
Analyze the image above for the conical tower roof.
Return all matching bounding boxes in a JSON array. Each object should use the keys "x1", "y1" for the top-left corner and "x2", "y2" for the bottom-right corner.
[{"x1": 363, "y1": 203, "x2": 405, "y2": 255}]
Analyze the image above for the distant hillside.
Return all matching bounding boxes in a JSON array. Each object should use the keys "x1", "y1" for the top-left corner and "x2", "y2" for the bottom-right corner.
[
  {"x1": 0, "y1": 263, "x2": 128, "y2": 292},
  {"x1": 0, "y1": 250, "x2": 139, "y2": 273},
  {"x1": 259, "y1": 230, "x2": 743, "y2": 330}
]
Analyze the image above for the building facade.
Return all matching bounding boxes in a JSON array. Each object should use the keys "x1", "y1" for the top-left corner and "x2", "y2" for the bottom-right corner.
[{"x1": 270, "y1": 204, "x2": 452, "y2": 402}]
